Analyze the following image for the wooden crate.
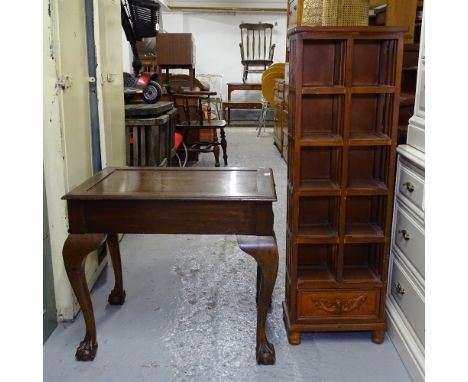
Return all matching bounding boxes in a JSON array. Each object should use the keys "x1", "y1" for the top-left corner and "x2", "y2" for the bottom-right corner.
[{"x1": 125, "y1": 109, "x2": 177, "y2": 167}]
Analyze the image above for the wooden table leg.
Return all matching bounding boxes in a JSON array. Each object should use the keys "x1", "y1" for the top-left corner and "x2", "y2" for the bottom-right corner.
[
  {"x1": 62, "y1": 233, "x2": 107, "y2": 361},
  {"x1": 220, "y1": 127, "x2": 228, "y2": 166},
  {"x1": 106, "y1": 233, "x2": 126, "y2": 305},
  {"x1": 237, "y1": 235, "x2": 278, "y2": 365}
]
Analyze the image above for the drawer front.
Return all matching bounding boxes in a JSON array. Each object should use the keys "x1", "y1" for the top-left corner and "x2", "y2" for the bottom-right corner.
[
  {"x1": 298, "y1": 289, "x2": 380, "y2": 319},
  {"x1": 390, "y1": 260, "x2": 425, "y2": 345},
  {"x1": 288, "y1": 0, "x2": 298, "y2": 28},
  {"x1": 394, "y1": 206, "x2": 425, "y2": 279},
  {"x1": 397, "y1": 162, "x2": 425, "y2": 212}
]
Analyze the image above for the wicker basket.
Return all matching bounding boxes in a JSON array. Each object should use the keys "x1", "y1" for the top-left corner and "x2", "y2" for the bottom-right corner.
[{"x1": 302, "y1": 0, "x2": 369, "y2": 26}]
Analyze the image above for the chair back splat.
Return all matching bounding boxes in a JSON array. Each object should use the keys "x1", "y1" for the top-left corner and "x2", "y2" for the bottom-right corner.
[{"x1": 239, "y1": 23, "x2": 276, "y2": 83}]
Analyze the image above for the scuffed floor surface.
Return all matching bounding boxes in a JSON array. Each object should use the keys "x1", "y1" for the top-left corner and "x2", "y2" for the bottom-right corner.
[{"x1": 43, "y1": 128, "x2": 411, "y2": 382}]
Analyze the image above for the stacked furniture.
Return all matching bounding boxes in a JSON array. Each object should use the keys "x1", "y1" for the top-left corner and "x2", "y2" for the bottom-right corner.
[
  {"x1": 283, "y1": 26, "x2": 405, "y2": 345},
  {"x1": 272, "y1": 79, "x2": 289, "y2": 162},
  {"x1": 370, "y1": 0, "x2": 424, "y2": 144},
  {"x1": 156, "y1": 33, "x2": 196, "y2": 88},
  {"x1": 258, "y1": 63, "x2": 285, "y2": 136},
  {"x1": 386, "y1": 13, "x2": 425, "y2": 382},
  {"x1": 273, "y1": 79, "x2": 285, "y2": 154}
]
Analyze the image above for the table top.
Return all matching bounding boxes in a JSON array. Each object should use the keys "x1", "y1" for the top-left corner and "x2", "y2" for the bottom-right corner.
[
  {"x1": 124, "y1": 101, "x2": 174, "y2": 117},
  {"x1": 63, "y1": 167, "x2": 277, "y2": 202},
  {"x1": 227, "y1": 83, "x2": 261, "y2": 87}
]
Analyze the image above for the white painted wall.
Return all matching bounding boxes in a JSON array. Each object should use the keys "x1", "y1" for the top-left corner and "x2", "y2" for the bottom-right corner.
[{"x1": 123, "y1": 10, "x2": 288, "y2": 100}]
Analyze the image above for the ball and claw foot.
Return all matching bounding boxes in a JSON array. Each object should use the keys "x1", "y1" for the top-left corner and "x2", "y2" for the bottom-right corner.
[
  {"x1": 256, "y1": 341, "x2": 276, "y2": 365},
  {"x1": 108, "y1": 289, "x2": 126, "y2": 305},
  {"x1": 75, "y1": 339, "x2": 98, "y2": 361}
]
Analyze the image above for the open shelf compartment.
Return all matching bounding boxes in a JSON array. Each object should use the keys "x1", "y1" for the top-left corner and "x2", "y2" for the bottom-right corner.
[
  {"x1": 301, "y1": 94, "x2": 344, "y2": 140},
  {"x1": 298, "y1": 196, "x2": 339, "y2": 238},
  {"x1": 349, "y1": 93, "x2": 394, "y2": 141},
  {"x1": 352, "y1": 39, "x2": 397, "y2": 86},
  {"x1": 343, "y1": 243, "x2": 383, "y2": 283},
  {"x1": 345, "y1": 196, "x2": 386, "y2": 241},
  {"x1": 347, "y1": 146, "x2": 390, "y2": 192},
  {"x1": 303, "y1": 40, "x2": 346, "y2": 87},
  {"x1": 297, "y1": 244, "x2": 338, "y2": 284},
  {"x1": 300, "y1": 147, "x2": 342, "y2": 192}
]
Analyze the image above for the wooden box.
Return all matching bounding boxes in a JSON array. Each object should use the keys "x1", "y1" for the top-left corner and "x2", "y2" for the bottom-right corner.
[{"x1": 156, "y1": 33, "x2": 195, "y2": 66}]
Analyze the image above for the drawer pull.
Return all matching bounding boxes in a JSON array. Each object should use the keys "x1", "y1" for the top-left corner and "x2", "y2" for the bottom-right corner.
[
  {"x1": 393, "y1": 282, "x2": 406, "y2": 295},
  {"x1": 402, "y1": 181, "x2": 415, "y2": 192},
  {"x1": 398, "y1": 229, "x2": 411, "y2": 240}
]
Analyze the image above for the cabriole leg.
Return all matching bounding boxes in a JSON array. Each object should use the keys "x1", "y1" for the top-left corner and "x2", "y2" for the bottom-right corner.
[
  {"x1": 62, "y1": 233, "x2": 107, "y2": 361},
  {"x1": 237, "y1": 235, "x2": 278, "y2": 365},
  {"x1": 107, "y1": 233, "x2": 126, "y2": 305}
]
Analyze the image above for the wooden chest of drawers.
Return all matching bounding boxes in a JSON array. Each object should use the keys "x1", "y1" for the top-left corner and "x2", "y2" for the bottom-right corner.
[{"x1": 387, "y1": 145, "x2": 425, "y2": 382}]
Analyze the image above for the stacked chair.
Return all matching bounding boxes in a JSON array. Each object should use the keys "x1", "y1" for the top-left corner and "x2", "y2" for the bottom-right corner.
[{"x1": 257, "y1": 63, "x2": 285, "y2": 136}]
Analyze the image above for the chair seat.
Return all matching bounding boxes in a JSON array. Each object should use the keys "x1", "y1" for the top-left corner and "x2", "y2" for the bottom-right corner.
[{"x1": 174, "y1": 132, "x2": 184, "y2": 150}]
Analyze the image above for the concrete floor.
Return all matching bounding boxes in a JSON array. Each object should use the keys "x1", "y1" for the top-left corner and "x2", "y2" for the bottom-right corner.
[{"x1": 43, "y1": 127, "x2": 412, "y2": 382}]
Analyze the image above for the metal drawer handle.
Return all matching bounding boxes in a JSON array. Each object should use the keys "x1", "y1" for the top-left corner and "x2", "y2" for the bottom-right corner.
[
  {"x1": 398, "y1": 229, "x2": 411, "y2": 241},
  {"x1": 402, "y1": 181, "x2": 415, "y2": 192},
  {"x1": 393, "y1": 282, "x2": 406, "y2": 295}
]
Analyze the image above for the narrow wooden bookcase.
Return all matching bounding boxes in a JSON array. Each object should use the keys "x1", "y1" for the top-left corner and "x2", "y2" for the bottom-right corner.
[{"x1": 283, "y1": 27, "x2": 405, "y2": 344}]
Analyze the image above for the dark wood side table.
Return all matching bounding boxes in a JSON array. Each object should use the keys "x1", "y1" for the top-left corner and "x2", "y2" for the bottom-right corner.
[
  {"x1": 225, "y1": 83, "x2": 263, "y2": 125},
  {"x1": 227, "y1": 83, "x2": 262, "y2": 101},
  {"x1": 62, "y1": 167, "x2": 279, "y2": 365}
]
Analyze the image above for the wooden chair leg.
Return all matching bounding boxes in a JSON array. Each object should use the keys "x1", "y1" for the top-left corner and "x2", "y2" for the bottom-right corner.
[
  {"x1": 220, "y1": 127, "x2": 228, "y2": 166},
  {"x1": 213, "y1": 144, "x2": 220, "y2": 167}
]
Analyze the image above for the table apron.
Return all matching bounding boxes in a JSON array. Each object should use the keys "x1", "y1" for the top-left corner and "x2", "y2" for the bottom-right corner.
[{"x1": 67, "y1": 199, "x2": 274, "y2": 236}]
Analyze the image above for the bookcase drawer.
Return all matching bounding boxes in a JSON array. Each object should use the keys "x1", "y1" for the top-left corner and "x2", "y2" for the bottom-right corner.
[{"x1": 298, "y1": 289, "x2": 380, "y2": 320}]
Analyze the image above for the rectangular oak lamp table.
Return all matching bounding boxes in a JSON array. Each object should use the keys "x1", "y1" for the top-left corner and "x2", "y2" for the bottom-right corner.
[{"x1": 62, "y1": 167, "x2": 279, "y2": 365}]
